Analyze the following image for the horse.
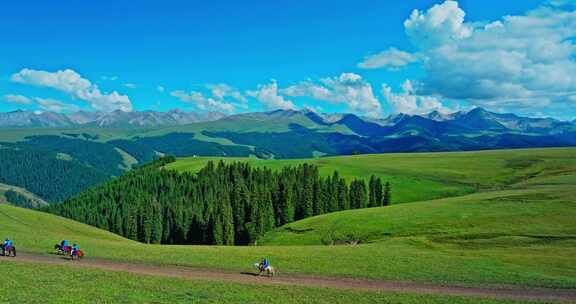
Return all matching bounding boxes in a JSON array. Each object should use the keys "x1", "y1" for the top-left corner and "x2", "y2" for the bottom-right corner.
[
  {"x1": 54, "y1": 244, "x2": 71, "y2": 255},
  {"x1": 253, "y1": 263, "x2": 275, "y2": 277},
  {"x1": 2, "y1": 245, "x2": 16, "y2": 257},
  {"x1": 71, "y1": 249, "x2": 84, "y2": 260}
]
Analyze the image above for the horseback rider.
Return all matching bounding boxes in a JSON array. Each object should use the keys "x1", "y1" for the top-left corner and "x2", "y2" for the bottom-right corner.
[
  {"x1": 2, "y1": 238, "x2": 13, "y2": 256},
  {"x1": 71, "y1": 243, "x2": 80, "y2": 256},
  {"x1": 2, "y1": 238, "x2": 12, "y2": 249},
  {"x1": 60, "y1": 239, "x2": 68, "y2": 250},
  {"x1": 259, "y1": 257, "x2": 270, "y2": 272}
]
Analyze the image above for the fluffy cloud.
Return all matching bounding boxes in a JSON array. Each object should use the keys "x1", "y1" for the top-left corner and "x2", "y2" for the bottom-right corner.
[
  {"x1": 4, "y1": 94, "x2": 32, "y2": 104},
  {"x1": 358, "y1": 48, "x2": 418, "y2": 70},
  {"x1": 404, "y1": 0, "x2": 472, "y2": 49},
  {"x1": 247, "y1": 81, "x2": 295, "y2": 110},
  {"x1": 408, "y1": 1, "x2": 576, "y2": 112},
  {"x1": 364, "y1": 1, "x2": 576, "y2": 116},
  {"x1": 171, "y1": 83, "x2": 247, "y2": 113},
  {"x1": 382, "y1": 80, "x2": 452, "y2": 115},
  {"x1": 208, "y1": 83, "x2": 247, "y2": 105},
  {"x1": 123, "y1": 83, "x2": 137, "y2": 89},
  {"x1": 11, "y1": 68, "x2": 132, "y2": 112},
  {"x1": 35, "y1": 97, "x2": 80, "y2": 113},
  {"x1": 171, "y1": 90, "x2": 236, "y2": 113},
  {"x1": 282, "y1": 73, "x2": 382, "y2": 117}
]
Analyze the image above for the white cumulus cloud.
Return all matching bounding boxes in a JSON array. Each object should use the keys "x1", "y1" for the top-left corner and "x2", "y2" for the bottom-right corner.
[
  {"x1": 208, "y1": 83, "x2": 248, "y2": 105},
  {"x1": 11, "y1": 68, "x2": 132, "y2": 112},
  {"x1": 247, "y1": 80, "x2": 295, "y2": 110},
  {"x1": 404, "y1": 0, "x2": 472, "y2": 49},
  {"x1": 171, "y1": 90, "x2": 236, "y2": 113},
  {"x1": 282, "y1": 73, "x2": 382, "y2": 117},
  {"x1": 362, "y1": 1, "x2": 576, "y2": 116},
  {"x1": 382, "y1": 80, "x2": 452, "y2": 115},
  {"x1": 170, "y1": 83, "x2": 247, "y2": 113},
  {"x1": 358, "y1": 48, "x2": 418, "y2": 70},
  {"x1": 406, "y1": 1, "x2": 576, "y2": 112}
]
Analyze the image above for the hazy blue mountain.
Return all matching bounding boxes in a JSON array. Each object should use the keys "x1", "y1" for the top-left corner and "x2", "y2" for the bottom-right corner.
[
  {"x1": 0, "y1": 110, "x2": 74, "y2": 127},
  {"x1": 0, "y1": 109, "x2": 225, "y2": 128},
  {"x1": 1, "y1": 107, "x2": 575, "y2": 162}
]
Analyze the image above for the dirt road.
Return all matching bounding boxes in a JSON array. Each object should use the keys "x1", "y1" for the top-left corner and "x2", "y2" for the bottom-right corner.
[{"x1": 7, "y1": 253, "x2": 576, "y2": 303}]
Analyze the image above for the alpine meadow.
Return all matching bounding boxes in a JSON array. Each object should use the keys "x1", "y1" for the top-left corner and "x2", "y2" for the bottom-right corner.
[{"x1": 1, "y1": 1, "x2": 576, "y2": 303}]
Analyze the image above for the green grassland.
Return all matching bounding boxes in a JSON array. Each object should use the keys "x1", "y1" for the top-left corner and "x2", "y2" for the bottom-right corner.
[
  {"x1": 0, "y1": 147, "x2": 574, "y2": 295},
  {"x1": 0, "y1": 181, "x2": 575, "y2": 287},
  {"x1": 259, "y1": 184, "x2": 576, "y2": 246},
  {"x1": 166, "y1": 148, "x2": 576, "y2": 203},
  {"x1": 0, "y1": 261, "x2": 533, "y2": 304}
]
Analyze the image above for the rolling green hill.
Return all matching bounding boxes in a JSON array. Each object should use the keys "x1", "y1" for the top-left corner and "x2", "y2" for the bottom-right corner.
[
  {"x1": 259, "y1": 185, "x2": 576, "y2": 246},
  {"x1": 1, "y1": 148, "x2": 575, "y2": 289},
  {"x1": 0, "y1": 188, "x2": 574, "y2": 289},
  {"x1": 166, "y1": 148, "x2": 576, "y2": 203}
]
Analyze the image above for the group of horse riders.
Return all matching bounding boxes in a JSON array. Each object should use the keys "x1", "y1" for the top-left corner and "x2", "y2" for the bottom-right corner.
[
  {"x1": 3, "y1": 238, "x2": 271, "y2": 274},
  {"x1": 1, "y1": 238, "x2": 15, "y2": 256},
  {"x1": 56, "y1": 239, "x2": 83, "y2": 259},
  {"x1": 0, "y1": 238, "x2": 83, "y2": 259}
]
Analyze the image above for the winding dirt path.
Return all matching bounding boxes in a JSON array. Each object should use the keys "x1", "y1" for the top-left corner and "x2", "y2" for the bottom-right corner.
[{"x1": 6, "y1": 253, "x2": 576, "y2": 303}]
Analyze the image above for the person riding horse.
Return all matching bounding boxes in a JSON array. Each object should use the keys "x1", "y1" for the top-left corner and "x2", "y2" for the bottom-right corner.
[
  {"x1": 70, "y1": 243, "x2": 83, "y2": 260},
  {"x1": 55, "y1": 240, "x2": 72, "y2": 255},
  {"x1": 2, "y1": 239, "x2": 16, "y2": 257},
  {"x1": 259, "y1": 258, "x2": 269, "y2": 272},
  {"x1": 254, "y1": 257, "x2": 275, "y2": 277}
]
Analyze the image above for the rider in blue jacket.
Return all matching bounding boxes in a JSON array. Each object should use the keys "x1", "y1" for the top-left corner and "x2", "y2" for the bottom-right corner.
[
  {"x1": 260, "y1": 257, "x2": 269, "y2": 271},
  {"x1": 61, "y1": 239, "x2": 68, "y2": 249},
  {"x1": 71, "y1": 243, "x2": 80, "y2": 256}
]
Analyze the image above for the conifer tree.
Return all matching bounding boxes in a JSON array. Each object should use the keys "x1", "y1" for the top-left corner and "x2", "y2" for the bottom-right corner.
[
  {"x1": 337, "y1": 179, "x2": 349, "y2": 210},
  {"x1": 383, "y1": 181, "x2": 392, "y2": 206}
]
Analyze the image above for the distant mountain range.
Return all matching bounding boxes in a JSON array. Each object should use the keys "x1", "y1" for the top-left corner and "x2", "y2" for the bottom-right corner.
[
  {"x1": 1, "y1": 107, "x2": 575, "y2": 204},
  {"x1": 1, "y1": 107, "x2": 575, "y2": 160},
  {"x1": 2, "y1": 108, "x2": 574, "y2": 134},
  {"x1": 0, "y1": 109, "x2": 226, "y2": 128},
  {"x1": 2, "y1": 107, "x2": 576, "y2": 158}
]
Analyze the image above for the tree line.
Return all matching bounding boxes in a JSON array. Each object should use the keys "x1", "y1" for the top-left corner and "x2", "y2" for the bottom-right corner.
[{"x1": 46, "y1": 157, "x2": 391, "y2": 245}]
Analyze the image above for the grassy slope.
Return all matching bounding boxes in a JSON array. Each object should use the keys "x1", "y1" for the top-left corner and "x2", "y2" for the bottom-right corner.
[
  {"x1": 0, "y1": 148, "x2": 574, "y2": 290},
  {"x1": 259, "y1": 185, "x2": 576, "y2": 245},
  {"x1": 166, "y1": 148, "x2": 576, "y2": 203},
  {"x1": 0, "y1": 261, "x2": 531, "y2": 304},
  {"x1": 0, "y1": 183, "x2": 48, "y2": 208},
  {"x1": 0, "y1": 197, "x2": 574, "y2": 289}
]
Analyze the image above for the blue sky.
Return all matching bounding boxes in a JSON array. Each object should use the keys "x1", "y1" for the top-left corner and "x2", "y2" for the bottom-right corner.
[{"x1": 1, "y1": 0, "x2": 575, "y2": 120}]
